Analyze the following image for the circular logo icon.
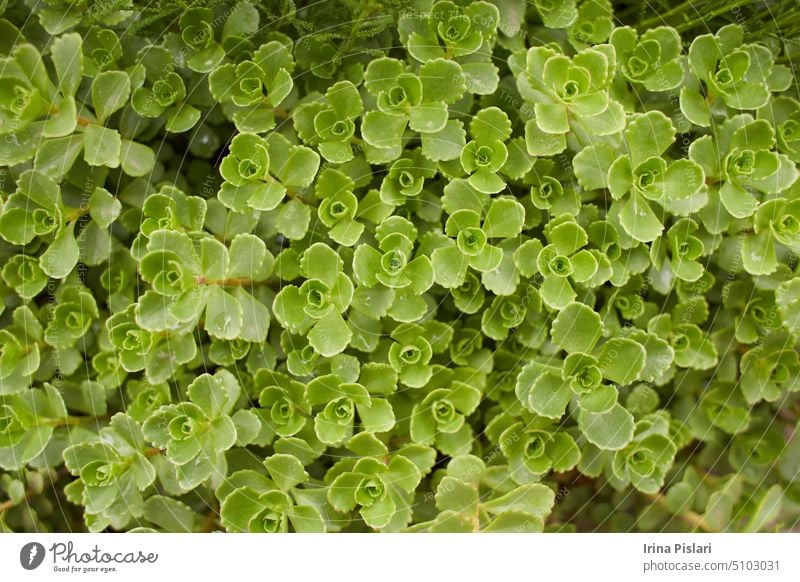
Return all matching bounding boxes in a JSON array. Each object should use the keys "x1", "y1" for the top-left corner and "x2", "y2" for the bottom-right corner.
[{"x1": 20, "y1": 542, "x2": 46, "y2": 570}]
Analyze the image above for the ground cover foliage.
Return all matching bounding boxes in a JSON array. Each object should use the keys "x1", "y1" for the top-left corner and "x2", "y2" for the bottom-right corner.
[{"x1": 1, "y1": 0, "x2": 800, "y2": 532}]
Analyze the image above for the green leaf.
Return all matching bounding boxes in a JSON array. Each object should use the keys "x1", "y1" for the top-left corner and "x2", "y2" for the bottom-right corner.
[
  {"x1": 187, "y1": 373, "x2": 232, "y2": 418},
  {"x1": 483, "y1": 511, "x2": 544, "y2": 532},
  {"x1": 528, "y1": 371, "x2": 572, "y2": 418},
  {"x1": 326, "y1": 80, "x2": 362, "y2": 118},
  {"x1": 461, "y1": 62, "x2": 499, "y2": 95},
  {"x1": 420, "y1": 59, "x2": 465, "y2": 104},
  {"x1": 578, "y1": 404, "x2": 634, "y2": 450},
  {"x1": 432, "y1": 245, "x2": 469, "y2": 288},
  {"x1": 88, "y1": 187, "x2": 121, "y2": 228},
  {"x1": 358, "y1": 399, "x2": 395, "y2": 433},
  {"x1": 535, "y1": 103, "x2": 570, "y2": 134},
  {"x1": 362, "y1": 111, "x2": 407, "y2": 150},
  {"x1": 232, "y1": 410, "x2": 261, "y2": 446},
  {"x1": 166, "y1": 104, "x2": 201, "y2": 133},
  {"x1": 290, "y1": 505, "x2": 325, "y2": 533},
  {"x1": 83, "y1": 124, "x2": 121, "y2": 168},
  {"x1": 39, "y1": 222, "x2": 79, "y2": 279},
  {"x1": 662, "y1": 159, "x2": 704, "y2": 201},
  {"x1": 743, "y1": 485, "x2": 783, "y2": 532},
  {"x1": 625, "y1": 111, "x2": 675, "y2": 166},
  {"x1": 308, "y1": 311, "x2": 352, "y2": 357},
  {"x1": 608, "y1": 155, "x2": 633, "y2": 199},
  {"x1": 742, "y1": 231, "x2": 777, "y2": 275},
  {"x1": 277, "y1": 198, "x2": 311, "y2": 240},
  {"x1": 421, "y1": 119, "x2": 466, "y2": 162},
  {"x1": 43, "y1": 96, "x2": 77, "y2": 137},
  {"x1": 579, "y1": 101, "x2": 626, "y2": 136},
  {"x1": 720, "y1": 181, "x2": 758, "y2": 219},
  {"x1": 409, "y1": 101, "x2": 448, "y2": 133},
  {"x1": 92, "y1": 71, "x2": 130, "y2": 123},
  {"x1": 481, "y1": 483, "x2": 555, "y2": 518},
  {"x1": 0, "y1": 426, "x2": 54, "y2": 470},
  {"x1": 618, "y1": 192, "x2": 663, "y2": 242},
  {"x1": 205, "y1": 287, "x2": 243, "y2": 340},
  {"x1": 573, "y1": 142, "x2": 617, "y2": 190},
  {"x1": 540, "y1": 275, "x2": 576, "y2": 311},
  {"x1": 51, "y1": 33, "x2": 83, "y2": 96},
  {"x1": 680, "y1": 87, "x2": 711, "y2": 127},
  {"x1": 228, "y1": 236, "x2": 269, "y2": 280},
  {"x1": 364, "y1": 57, "x2": 405, "y2": 93},
  {"x1": 274, "y1": 145, "x2": 320, "y2": 188},
  {"x1": 143, "y1": 496, "x2": 197, "y2": 532},
  {"x1": 776, "y1": 278, "x2": 800, "y2": 336},
  {"x1": 435, "y1": 477, "x2": 478, "y2": 514},
  {"x1": 360, "y1": 492, "x2": 396, "y2": 529},
  {"x1": 597, "y1": 338, "x2": 646, "y2": 385},
  {"x1": 525, "y1": 120, "x2": 566, "y2": 155},
  {"x1": 35, "y1": 134, "x2": 84, "y2": 180},
  {"x1": 549, "y1": 221, "x2": 588, "y2": 256},
  {"x1": 483, "y1": 198, "x2": 525, "y2": 239},
  {"x1": 264, "y1": 454, "x2": 309, "y2": 491},
  {"x1": 470, "y1": 107, "x2": 512, "y2": 143},
  {"x1": 688, "y1": 33, "x2": 721, "y2": 78},
  {"x1": 551, "y1": 302, "x2": 604, "y2": 353},
  {"x1": 120, "y1": 140, "x2": 156, "y2": 177}
]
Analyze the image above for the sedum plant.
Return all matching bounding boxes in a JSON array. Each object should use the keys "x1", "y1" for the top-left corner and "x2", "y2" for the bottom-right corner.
[{"x1": 0, "y1": 0, "x2": 799, "y2": 535}]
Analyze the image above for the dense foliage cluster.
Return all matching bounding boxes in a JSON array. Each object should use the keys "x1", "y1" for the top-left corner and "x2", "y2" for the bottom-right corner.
[{"x1": 1, "y1": 0, "x2": 800, "y2": 533}]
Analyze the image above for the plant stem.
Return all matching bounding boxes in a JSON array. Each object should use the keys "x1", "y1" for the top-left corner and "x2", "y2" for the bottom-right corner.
[
  {"x1": 674, "y1": 0, "x2": 754, "y2": 33},
  {"x1": 650, "y1": 492, "x2": 716, "y2": 532},
  {"x1": 273, "y1": 105, "x2": 292, "y2": 120},
  {"x1": 282, "y1": 185, "x2": 313, "y2": 205},
  {"x1": 0, "y1": 487, "x2": 36, "y2": 514},
  {"x1": 636, "y1": 0, "x2": 700, "y2": 30},
  {"x1": 48, "y1": 104, "x2": 93, "y2": 127},
  {"x1": 48, "y1": 415, "x2": 108, "y2": 428},
  {"x1": 194, "y1": 275, "x2": 275, "y2": 287},
  {"x1": 339, "y1": 0, "x2": 378, "y2": 59},
  {"x1": 199, "y1": 504, "x2": 220, "y2": 532},
  {"x1": 778, "y1": 407, "x2": 799, "y2": 424},
  {"x1": 64, "y1": 207, "x2": 91, "y2": 222}
]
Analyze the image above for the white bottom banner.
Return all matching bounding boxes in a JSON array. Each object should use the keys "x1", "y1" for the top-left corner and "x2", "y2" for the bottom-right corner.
[{"x1": 1, "y1": 533, "x2": 797, "y2": 581}]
